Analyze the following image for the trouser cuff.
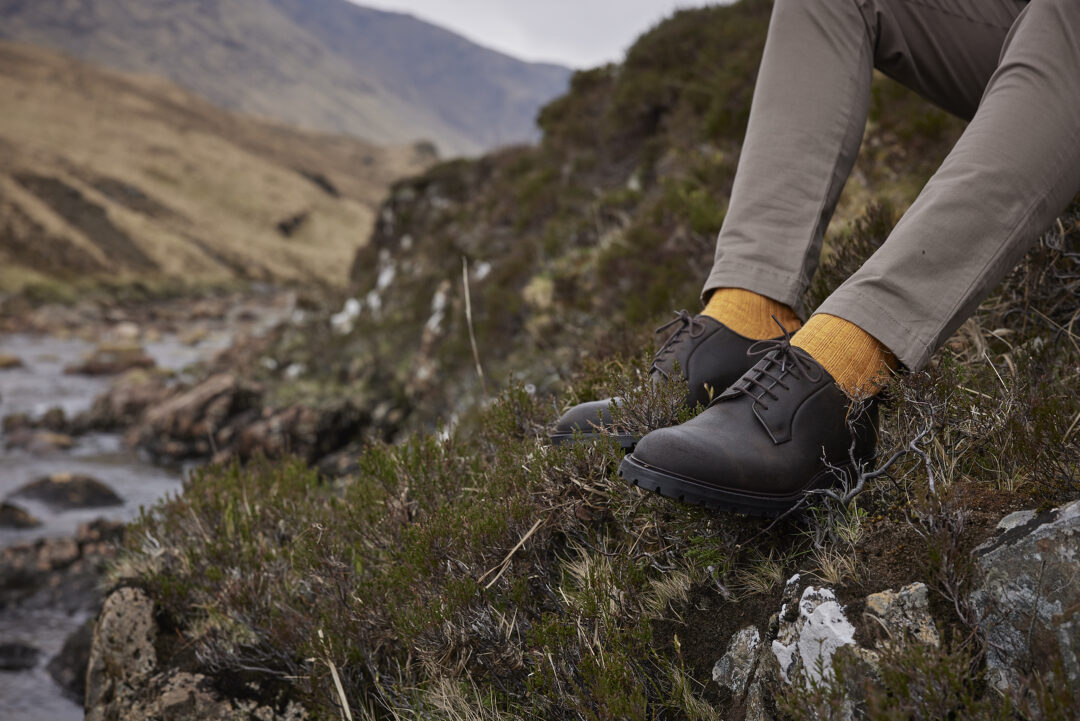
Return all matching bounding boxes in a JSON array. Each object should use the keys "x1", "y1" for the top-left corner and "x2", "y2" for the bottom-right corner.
[
  {"x1": 701, "y1": 262, "x2": 807, "y2": 318},
  {"x1": 815, "y1": 287, "x2": 932, "y2": 371}
]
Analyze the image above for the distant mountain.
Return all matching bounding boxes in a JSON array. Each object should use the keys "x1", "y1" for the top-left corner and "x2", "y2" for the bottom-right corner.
[
  {"x1": 0, "y1": 41, "x2": 432, "y2": 292},
  {"x1": 0, "y1": 0, "x2": 572, "y2": 156}
]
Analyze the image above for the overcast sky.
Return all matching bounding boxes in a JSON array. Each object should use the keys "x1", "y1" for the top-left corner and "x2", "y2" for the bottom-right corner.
[{"x1": 351, "y1": 1, "x2": 722, "y2": 68}]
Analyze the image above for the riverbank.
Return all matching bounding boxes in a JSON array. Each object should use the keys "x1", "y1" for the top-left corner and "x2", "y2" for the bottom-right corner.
[{"x1": 0, "y1": 288, "x2": 295, "y2": 720}]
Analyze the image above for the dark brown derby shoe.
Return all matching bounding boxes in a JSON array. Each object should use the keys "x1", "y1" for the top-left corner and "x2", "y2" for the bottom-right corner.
[
  {"x1": 618, "y1": 337, "x2": 878, "y2": 517},
  {"x1": 549, "y1": 311, "x2": 771, "y2": 450}
]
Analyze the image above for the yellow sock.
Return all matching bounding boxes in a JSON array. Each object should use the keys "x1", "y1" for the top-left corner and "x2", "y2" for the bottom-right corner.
[
  {"x1": 792, "y1": 314, "x2": 897, "y2": 398},
  {"x1": 702, "y1": 288, "x2": 803, "y2": 340}
]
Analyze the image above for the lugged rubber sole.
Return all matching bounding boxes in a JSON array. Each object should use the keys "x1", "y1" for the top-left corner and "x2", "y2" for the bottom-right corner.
[
  {"x1": 549, "y1": 431, "x2": 638, "y2": 451},
  {"x1": 617, "y1": 453, "x2": 846, "y2": 518}
]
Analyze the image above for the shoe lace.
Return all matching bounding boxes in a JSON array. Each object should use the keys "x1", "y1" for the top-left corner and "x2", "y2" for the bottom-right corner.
[
  {"x1": 650, "y1": 310, "x2": 708, "y2": 377},
  {"x1": 729, "y1": 317, "x2": 822, "y2": 411}
]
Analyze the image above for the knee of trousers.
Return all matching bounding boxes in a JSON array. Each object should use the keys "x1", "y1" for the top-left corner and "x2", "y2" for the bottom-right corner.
[
  {"x1": 1013, "y1": 0, "x2": 1080, "y2": 26},
  {"x1": 770, "y1": 0, "x2": 874, "y2": 33}
]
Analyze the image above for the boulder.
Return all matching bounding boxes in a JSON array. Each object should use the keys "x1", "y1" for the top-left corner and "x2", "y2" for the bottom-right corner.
[
  {"x1": 48, "y1": 620, "x2": 94, "y2": 701},
  {"x1": 40, "y1": 406, "x2": 69, "y2": 432},
  {"x1": 0, "y1": 641, "x2": 40, "y2": 671},
  {"x1": 969, "y1": 501, "x2": 1080, "y2": 696},
  {"x1": 85, "y1": 587, "x2": 158, "y2": 720},
  {"x1": 0, "y1": 353, "x2": 24, "y2": 369},
  {"x1": 0, "y1": 501, "x2": 42, "y2": 529},
  {"x1": 11, "y1": 473, "x2": 123, "y2": 510},
  {"x1": 65, "y1": 343, "x2": 155, "y2": 376}
]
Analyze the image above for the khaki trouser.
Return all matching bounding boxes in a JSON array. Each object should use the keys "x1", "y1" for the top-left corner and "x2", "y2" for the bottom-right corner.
[{"x1": 704, "y1": 0, "x2": 1080, "y2": 370}]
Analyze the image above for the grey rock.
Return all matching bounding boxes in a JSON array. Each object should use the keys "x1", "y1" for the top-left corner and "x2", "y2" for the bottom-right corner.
[
  {"x1": 0, "y1": 641, "x2": 40, "y2": 671},
  {"x1": 713, "y1": 625, "x2": 761, "y2": 695},
  {"x1": 862, "y1": 582, "x2": 940, "y2": 652},
  {"x1": 48, "y1": 619, "x2": 94, "y2": 701},
  {"x1": 0, "y1": 501, "x2": 42, "y2": 529},
  {"x1": 772, "y1": 584, "x2": 856, "y2": 685},
  {"x1": 11, "y1": 473, "x2": 123, "y2": 510},
  {"x1": 85, "y1": 587, "x2": 158, "y2": 721},
  {"x1": 969, "y1": 499, "x2": 1080, "y2": 695}
]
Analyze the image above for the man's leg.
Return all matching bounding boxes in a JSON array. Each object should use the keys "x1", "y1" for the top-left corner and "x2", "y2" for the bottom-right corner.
[
  {"x1": 817, "y1": 0, "x2": 1080, "y2": 370},
  {"x1": 702, "y1": 0, "x2": 1024, "y2": 313},
  {"x1": 619, "y1": 0, "x2": 1080, "y2": 515},
  {"x1": 703, "y1": 0, "x2": 1031, "y2": 395}
]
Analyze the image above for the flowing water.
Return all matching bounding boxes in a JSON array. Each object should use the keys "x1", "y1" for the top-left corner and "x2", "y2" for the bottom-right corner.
[{"x1": 0, "y1": 296, "x2": 292, "y2": 721}]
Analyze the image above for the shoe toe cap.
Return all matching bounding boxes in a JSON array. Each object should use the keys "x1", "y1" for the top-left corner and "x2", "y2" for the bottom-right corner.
[
  {"x1": 553, "y1": 398, "x2": 617, "y2": 434},
  {"x1": 632, "y1": 422, "x2": 726, "y2": 477}
]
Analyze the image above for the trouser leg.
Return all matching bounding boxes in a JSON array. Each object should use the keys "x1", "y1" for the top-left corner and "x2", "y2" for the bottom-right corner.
[
  {"x1": 702, "y1": 0, "x2": 1022, "y2": 314},
  {"x1": 820, "y1": 0, "x2": 1080, "y2": 369}
]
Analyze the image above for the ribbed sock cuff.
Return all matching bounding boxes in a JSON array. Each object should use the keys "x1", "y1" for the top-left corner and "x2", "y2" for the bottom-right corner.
[
  {"x1": 702, "y1": 288, "x2": 802, "y2": 340},
  {"x1": 792, "y1": 314, "x2": 897, "y2": 398}
]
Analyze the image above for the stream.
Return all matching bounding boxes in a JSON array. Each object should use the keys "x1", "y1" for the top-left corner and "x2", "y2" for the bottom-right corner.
[{"x1": 0, "y1": 295, "x2": 292, "y2": 721}]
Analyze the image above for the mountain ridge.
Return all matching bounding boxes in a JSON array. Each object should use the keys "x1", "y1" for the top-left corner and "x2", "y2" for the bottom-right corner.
[{"x1": 0, "y1": 0, "x2": 572, "y2": 155}]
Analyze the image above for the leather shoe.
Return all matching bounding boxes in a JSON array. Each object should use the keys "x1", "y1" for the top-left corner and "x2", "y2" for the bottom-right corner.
[
  {"x1": 618, "y1": 336, "x2": 878, "y2": 516},
  {"x1": 550, "y1": 311, "x2": 771, "y2": 449}
]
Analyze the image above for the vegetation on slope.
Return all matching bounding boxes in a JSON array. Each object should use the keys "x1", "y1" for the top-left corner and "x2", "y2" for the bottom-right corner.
[
  {"x1": 121, "y1": 201, "x2": 1079, "y2": 719},
  {"x1": 106, "y1": 0, "x2": 1079, "y2": 717}
]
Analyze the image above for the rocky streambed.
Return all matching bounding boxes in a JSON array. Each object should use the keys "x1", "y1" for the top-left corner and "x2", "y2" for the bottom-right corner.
[{"x1": 0, "y1": 291, "x2": 295, "y2": 721}]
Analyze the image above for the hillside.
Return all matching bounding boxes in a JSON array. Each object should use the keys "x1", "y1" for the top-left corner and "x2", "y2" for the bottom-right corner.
[
  {"x1": 0, "y1": 41, "x2": 432, "y2": 295},
  {"x1": 0, "y1": 0, "x2": 572, "y2": 155},
  {"x1": 53, "y1": 1, "x2": 1080, "y2": 719}
]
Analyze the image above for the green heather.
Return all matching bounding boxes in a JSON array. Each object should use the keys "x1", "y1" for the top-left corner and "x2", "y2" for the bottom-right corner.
[{"x1": 112, "y1": 1, "x2": 1078, "y2": 718}]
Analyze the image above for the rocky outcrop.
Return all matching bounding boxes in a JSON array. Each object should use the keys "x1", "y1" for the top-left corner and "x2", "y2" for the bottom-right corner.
[
  {"x1": 85, "y1": 587, "x2": 307, "y2": 721},
  {"x1": 133, "y1": 373, "x2": 368, "y2": 466},
  {"x1": 135, "y1": 374, "x2": 263, "y2": 460},
  {"x1": 225, "y1": 400, "x2": 368, "y2": 465},
  {"x1": 969, "y1": 500, "x2": 1080, "y2": 697},
  {"x1": 85, "y1": 587, "x2": 159, "y2": 721},
  {"x1": 771, "y1": 577, "x2": 857, "y2": 685},
  {"x1": 711, "y1": 577, "x2": 942, "y2": 721}
]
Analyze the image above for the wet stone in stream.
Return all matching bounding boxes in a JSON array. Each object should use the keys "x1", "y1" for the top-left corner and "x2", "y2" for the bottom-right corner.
[
  {"x1": 11, "y1": 473, "x2": 123, "y2": 510},
  {"x1": 0, "y1": 502, "x2": 42, "y2": 529},
  {"x1": 0, "y1": 353, "x2": 24, "y2": 370},
  {"x1": 0, "y1": 642, "x2": 41, "y2": 672}
]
